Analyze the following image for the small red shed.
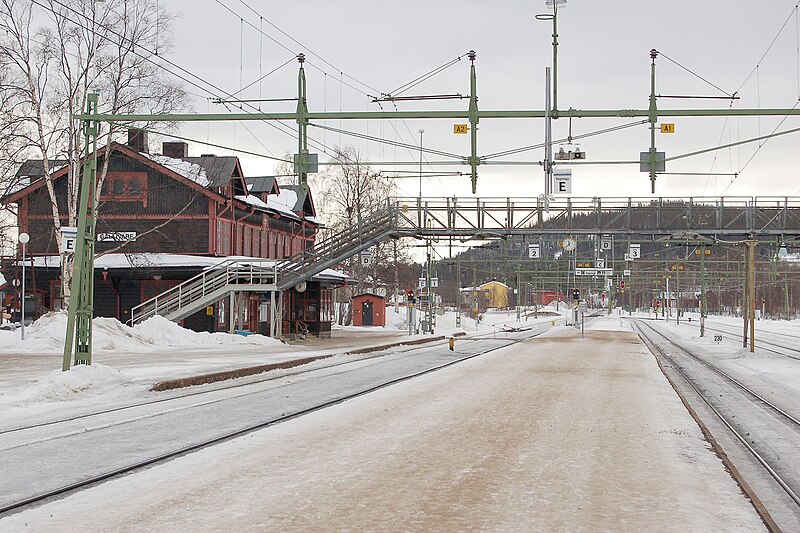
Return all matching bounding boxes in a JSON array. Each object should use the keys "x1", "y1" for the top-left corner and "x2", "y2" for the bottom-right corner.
[{"x1": 352, "y1": 293, "x2": 386, "y2": 327}]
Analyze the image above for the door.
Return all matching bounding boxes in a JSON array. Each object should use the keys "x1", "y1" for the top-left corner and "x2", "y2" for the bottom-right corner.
[{"x1": 362, "y1": 301, "x2": 373, "y2": 326}]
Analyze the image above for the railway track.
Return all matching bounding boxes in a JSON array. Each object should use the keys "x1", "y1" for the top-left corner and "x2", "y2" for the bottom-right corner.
[
  {"x1": 630, "y1": 316, "x2": 800, "y2": 359},
  {"x1": 693, "y1": 320, "x2": 800, "y2": 359},
  {"x1": 0, "y1": 324, "x2": 547, "y2": 516},
  {"x1": 633, "y1": 319, "x2": 800, "y2": 531},
  {"x1": 0, "y1": 323, "x2": 540, "y2": 437}
]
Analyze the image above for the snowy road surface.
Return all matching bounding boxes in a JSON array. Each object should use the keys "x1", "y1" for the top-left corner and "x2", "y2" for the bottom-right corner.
[{"x1": 0, "y1": 319, "x2": 764, "y2": 532}]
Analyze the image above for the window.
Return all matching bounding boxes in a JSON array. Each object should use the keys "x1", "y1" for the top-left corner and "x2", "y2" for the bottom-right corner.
[
  {"x1": 100, "y1": 172, "x2": 148, "y2": 206},
  {"x1": 321, "y1": 289, "x2": 333, "y2": 322}
]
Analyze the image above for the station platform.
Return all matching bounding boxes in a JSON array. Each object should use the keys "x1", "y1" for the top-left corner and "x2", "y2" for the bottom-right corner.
[{"x1": 0, "y1": 317, "x2": 766, "y2": 531}]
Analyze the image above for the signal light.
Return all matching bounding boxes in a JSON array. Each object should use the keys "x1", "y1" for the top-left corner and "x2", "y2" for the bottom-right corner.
[
  {"x1": 572, "y1": 288, "x2": 580, "y2": 301},
  {"x1": 620, "y1": 280, "x2": 625, "y2": 289}
]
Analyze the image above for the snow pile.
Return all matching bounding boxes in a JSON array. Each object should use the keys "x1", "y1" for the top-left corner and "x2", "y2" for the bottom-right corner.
[
  {"x1": 0, "y1": 312, "x2": 282, "y2": 354},
  {"x1": 32, "y1": 363, "x2": 133, "y2": 403},
  {"x1": 147, "y1": 154, "x2": 210, "y2": 187},
  {"x1": 133, "y1": 315, "x2": 281, "y2": 347}
]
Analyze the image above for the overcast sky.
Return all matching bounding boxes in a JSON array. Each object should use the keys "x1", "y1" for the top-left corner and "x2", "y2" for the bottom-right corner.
[{"x1": 164, "y1": 1, "x2": 800, "y2": 200}]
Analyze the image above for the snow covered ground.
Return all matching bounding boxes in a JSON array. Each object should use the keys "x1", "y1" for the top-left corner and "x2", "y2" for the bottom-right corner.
[
  {"x1": 0, "y1": 306, "x2": 567, "y2": 424},
  {"x1": 2, "y1": 305, "x2": 796, "y2": 530},
  {"x1": 0, "y1": 313, "x2": 767, "y2": 531}
]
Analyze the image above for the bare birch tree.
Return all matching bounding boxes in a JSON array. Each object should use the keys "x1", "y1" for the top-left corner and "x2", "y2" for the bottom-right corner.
[
  {"x1": 0, "y1": 0, "x2": 186, "y2": 303},
  {"x1": 312, "y1": 146, "x2": 412, "y2": 324}
]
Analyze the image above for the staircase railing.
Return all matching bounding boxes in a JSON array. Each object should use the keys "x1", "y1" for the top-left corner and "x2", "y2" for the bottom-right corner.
[
  {"x1": 276, "y1": 206, "x2": 397, "y2": 289},
  {"x1": 129, "y1": 258, "x2": 277, "y2": 325}
]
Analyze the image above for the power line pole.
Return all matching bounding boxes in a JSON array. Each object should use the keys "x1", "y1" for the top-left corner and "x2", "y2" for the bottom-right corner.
[{"x1": 746, "y1": 240, "x2": 756, "y2": 353}]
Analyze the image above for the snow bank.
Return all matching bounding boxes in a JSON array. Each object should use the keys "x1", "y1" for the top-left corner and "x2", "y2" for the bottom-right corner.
[
  {"x1": 30, "y1": 363, "x2": 133, "y2": 402},
  {"x1": 0, "y1": 312, "x2": 282, "y2": 354}
]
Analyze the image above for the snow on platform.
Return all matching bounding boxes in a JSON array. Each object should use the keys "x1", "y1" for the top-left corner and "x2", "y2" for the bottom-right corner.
[{"x1": 0, "y1": 317, "x2": 765, "y2": 531}]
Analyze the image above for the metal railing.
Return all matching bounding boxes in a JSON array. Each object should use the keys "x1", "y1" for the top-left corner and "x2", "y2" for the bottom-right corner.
[{"x1": 129, "y1": 258, "x2": 277, "y2": 325}]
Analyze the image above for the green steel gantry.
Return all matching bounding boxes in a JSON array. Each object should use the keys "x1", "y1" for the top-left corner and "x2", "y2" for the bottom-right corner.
[{"x1": 62, "y1": 52, "x2": 800, "y2": 369}]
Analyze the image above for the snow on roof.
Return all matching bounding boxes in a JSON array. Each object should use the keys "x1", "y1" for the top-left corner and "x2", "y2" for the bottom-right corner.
[
  {"x1": 235, "y1": 194, "x2": 269, "y2": 210},
  {"x1": 304, "y1": 215, "x2": 325, "y2": 227},
  {"x1": 145, "y1": 154, "x2": 210, "y2": 187},
  {"x1": 268, "y1": 188, "x2": 299, "y2": 217}
]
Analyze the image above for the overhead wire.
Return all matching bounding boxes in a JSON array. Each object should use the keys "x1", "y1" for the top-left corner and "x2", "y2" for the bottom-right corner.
[
  {"x1": 140, "y1": 129, "x2": 291, "y2": 163},
  {"x1": 736, "y1": 1, "x2": 800, "y2": 94},
  {"x1": 481, "y1": 120, "x2": 648, "y2": 160},
  {"x1": 36, "y1": 0, "x2": 348, "y2": 164},
  {"x1": 215, "y1": 0, "x2": 378, "y2": 99},
  {"x1": 234, "y1": 0, "x2": 382, "y2": 96},
  {"x1": 309, "y1": 123, "x2": 462, "y2": 159},
  {"x1": 658, "y1": 51, "x2": 733, "y2": 97},
  {"x1": 34, "y1": 0, "x2": 300, "y2": 150},
  {"x1": 383, "y1": 54, "x2": 468, "y2": 98}
]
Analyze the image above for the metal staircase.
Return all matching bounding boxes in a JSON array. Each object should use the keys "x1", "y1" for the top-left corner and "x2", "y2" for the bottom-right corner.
[
  {"x1": 129, "y1": 259, "x2": 277, "y2": 325},
  {"x1": 275, "y1": 207, "x2": 398, "y2": 291}
]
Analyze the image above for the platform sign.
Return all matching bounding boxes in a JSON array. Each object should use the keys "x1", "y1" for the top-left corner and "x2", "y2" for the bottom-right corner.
[
  {"x1": 553, "y1": 168, "x2": 572, "y2": 194},
  {"x1": 629, "y1": 244, "x2": 641, "y2": 260},
  {"x1": 595, "y1": 258, "x2": 605, "y2": 269},
  {"x1": 453, "y1": 124, "x2": 469, "y2": 134},
  {"x1": 600, "y1": 238, "x2": 612, "y2": 252},
  {"x1": 528, "y1": 243, "x2": 540, "y2": 259},
  {"x1": 430, "y1": 277, "x2": 439, "y2": 288},
  {"x1": 360, "y1": 250, "x2": 373, "y2": 265},
  {"x1": 623, "y1": 269, "x2": 631, "y2": 276},
  {"x1": 579, "y1": 301, "x2": 588, "y2": 313},
  {"x1": 60, "y1": 226, "x2": 77, "y2": 253},
  {"x1": 660, "y1": 123, "x2": 675, "y2": 134},
  {"x1": 418, "y1": 277, "x2": 426, "y2": 289}
]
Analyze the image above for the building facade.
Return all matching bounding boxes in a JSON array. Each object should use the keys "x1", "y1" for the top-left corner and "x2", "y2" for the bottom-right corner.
[{"x1": 2, "y1": 132, "x2": 342, "y2": 336}]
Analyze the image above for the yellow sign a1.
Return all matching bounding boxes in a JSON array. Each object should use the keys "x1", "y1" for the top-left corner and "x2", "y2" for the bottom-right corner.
[
  {"x1": 660, "y1": 123, "x2": 675, "y2": 134},
  {"x1": 453, "y1": 124, "x2": 469, "y2": 134}
]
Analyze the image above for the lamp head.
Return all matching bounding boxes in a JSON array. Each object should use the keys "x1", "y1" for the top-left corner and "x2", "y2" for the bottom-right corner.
[{"x1": 18, "y1": 233, "x2": 29, "y2": 244}]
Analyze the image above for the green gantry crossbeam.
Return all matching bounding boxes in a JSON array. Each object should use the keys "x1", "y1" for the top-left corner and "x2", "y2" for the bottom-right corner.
[{"x1": 63, "y1": 54, "x2": 800, "y2": 370}]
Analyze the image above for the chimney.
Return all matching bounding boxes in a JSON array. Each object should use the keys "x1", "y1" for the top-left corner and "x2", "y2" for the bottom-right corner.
[
  {"x1": 127, "y1": 128, "x2": 149, "y2": 153},
  {"x1": 162, "y1": 141, "x2": 188, "y2": 159}
]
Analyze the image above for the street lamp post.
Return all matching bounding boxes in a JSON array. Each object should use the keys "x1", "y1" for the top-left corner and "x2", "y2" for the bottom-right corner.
[
  {"x1": 18, "y1": 232, "x2": 30, "y2": 340},
  {"x1": 418, "y1": 129, "x2": 424, "y2": 201}
]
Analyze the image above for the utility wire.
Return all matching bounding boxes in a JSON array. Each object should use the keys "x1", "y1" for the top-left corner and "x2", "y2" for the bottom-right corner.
[
  {"x1": 310, "y1": 123, "x2": 463, "y2": 159},
  {"x1": 230, "y1": 55, "x2": 297, "y2": 98},
  {"x1": 36, "y1": 0, "x2": 297, "y2": 141},
  {"x1": 736, "y1": 1, "x2": 800, "y2": 94},
  {"x1": 215, "y1": 0, "x2": 378, "y2": 99},
  {"x1": 481, "y1": 120, "x2": 648, "y2": 160},
  {"x1": 721, "y1": 100, "x2": 800, "y2": 194},
  {"x1": 234, "y1": 0, "x2": 382, "y2": 96},
  {"x1": 384, "y1": 54, "x2": 468, "y2": 98},
  {"x1": 658, "y1": 51, "x2": 733, "y2": 97},
  {"x1": 145, "y1": 129, "x2": 291, "y2": 163},
  {"x1": 35, "y1": 0, "x2": 344, "y2": 164}
]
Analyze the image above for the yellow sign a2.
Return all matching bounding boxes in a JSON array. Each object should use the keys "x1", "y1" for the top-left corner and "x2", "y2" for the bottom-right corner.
[{"x1": 453, "y1": 124, "x2": 469, "y2": 134}]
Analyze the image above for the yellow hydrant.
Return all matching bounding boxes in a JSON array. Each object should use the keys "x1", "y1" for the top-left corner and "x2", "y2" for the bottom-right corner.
[{"x1": 449, "y1": 337, "x2": 455, "y2": 351}]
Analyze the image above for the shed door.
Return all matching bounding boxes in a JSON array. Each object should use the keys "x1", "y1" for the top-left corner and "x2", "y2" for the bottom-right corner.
[{"x1": 362, "y1": 301, "x2": 374, "y2": 326}]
